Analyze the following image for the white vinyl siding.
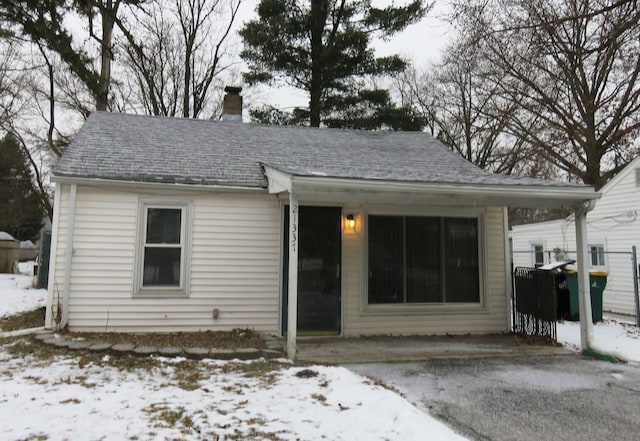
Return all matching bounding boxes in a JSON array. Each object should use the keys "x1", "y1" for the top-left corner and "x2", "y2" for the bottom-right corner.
[
  {"x1": 49, "y1": 184, "x2": 510, "y2": 336},
  {"x1": 48, "y1": 184, "x2": 281, "y2": 332},
  {"x1": 512, "y1": 160, "x2": 640, "y2": 316},
  {"x1": 342, "y1": 205, "x2": 508, "y2": 336}
]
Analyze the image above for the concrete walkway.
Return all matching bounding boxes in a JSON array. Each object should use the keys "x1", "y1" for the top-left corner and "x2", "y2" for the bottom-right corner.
[
  {"x1": 28, "y1": 331, "x2": 568, "y2": 364},
  {"x1": 296, "y1": 334, "x2": 570, "y2": 364}
]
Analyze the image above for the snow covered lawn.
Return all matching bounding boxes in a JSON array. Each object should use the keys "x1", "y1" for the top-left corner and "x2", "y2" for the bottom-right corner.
[
  {"x1": 0, "y1": 262, "x2": 46, "y2": 318},
  {"x1": 0, "y1": 266, "x2": 466, "y2": 441},
  {"x1": 0, "y1": 344, "x2": 467, "y2": 441},
  {"x1": 3, "y1": 261, "x2": 639, "y2": 439},
  {"x1": 557, "y1": 317, "x2": 640, "y2": 362}
]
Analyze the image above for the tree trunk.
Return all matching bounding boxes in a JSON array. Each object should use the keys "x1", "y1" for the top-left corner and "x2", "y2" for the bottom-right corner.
[
  {"x1": 183, "y1": 44, "x2": 192, "y2": 117},
  {"x1": 309, "y1": 0, "x2": 327, "y2": 127},
  {"x1": 97, "y1": 0, "x2": 117, "y2": 111}
]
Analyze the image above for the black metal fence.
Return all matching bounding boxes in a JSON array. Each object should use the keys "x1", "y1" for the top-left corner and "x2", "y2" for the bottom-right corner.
[
  {"x1": 512, "y1": 267, "x2": 557, "y2": 339},
  {"x1": 512, "y1": 249, "x2": 640, "y2": 326}
]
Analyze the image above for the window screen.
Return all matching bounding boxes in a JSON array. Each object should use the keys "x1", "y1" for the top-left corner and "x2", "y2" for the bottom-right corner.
[
  {"x1": 143, "y1": 207, "x2": 183, "y2": 287},
  {"x1": 368, "y1": 215, "x2": 480, "y2": 304}
]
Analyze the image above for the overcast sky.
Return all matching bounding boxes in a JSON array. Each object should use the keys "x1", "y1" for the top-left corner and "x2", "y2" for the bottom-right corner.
[{"x1": 235, "y1": 0, "x2": 454, "y2": 109}]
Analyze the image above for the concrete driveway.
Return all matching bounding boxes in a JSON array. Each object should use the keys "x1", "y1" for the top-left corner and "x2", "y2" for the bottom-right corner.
[{"x1": 346, "y1": 354, "x2": 640, "y2": 441}]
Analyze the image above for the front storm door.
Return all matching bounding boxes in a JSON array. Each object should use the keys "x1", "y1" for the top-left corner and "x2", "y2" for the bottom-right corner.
[{"x1": 282, "y1": 206, "x2": 342, "y2": 334}]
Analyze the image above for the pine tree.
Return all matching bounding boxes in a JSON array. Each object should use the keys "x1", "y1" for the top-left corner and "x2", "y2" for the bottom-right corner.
[
  {"x1": 240, "y1": 0, "x2": 429, "y2": 128},
  {"x1": 0, "y1": 133, "x2": 44, "y2": 241}
]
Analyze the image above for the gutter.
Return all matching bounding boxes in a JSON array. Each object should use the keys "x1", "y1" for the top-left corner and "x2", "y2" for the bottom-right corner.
[
  {"x1": 0, "y1": 326, "x2": 45, "y2": 338},
  {"x1": 289, "y1": 175, "x2": 600, "y2": 203},
  {"x1": 57, "y1": 183, "x2": 77, "y2": 330},
  {"x1": 575, "y1": 199, "x2": 618, "y2": 362},
  {"x1": 51, "y1": 175, "x2": 266, "y2": 193},
  {"x1": 503, "y1": 207, "x2": 513, "y2": 332}
]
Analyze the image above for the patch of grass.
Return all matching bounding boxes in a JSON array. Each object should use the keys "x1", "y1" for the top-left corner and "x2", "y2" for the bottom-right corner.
[
  {"x1": 59, "y1": 398, "x2": 81, "y2": 404},
  {"x1": 23, "y1": 375, "x2": 48, "y2": 385},
  {"x1": 4, "y1": 338, "x2": 58, "y2": 362},
  {"x1": 173, "y1": 360, "x2": 206, "y2": 391},
  {"x1": 311, "y1": 393, "x2": 328, "y2": 405},
  {"x1": 4, "y1": 336, "x2": 164, "y2": 373},
  {"x1": 0, "y1": 308, "x2": 45, "y2": 332},
  {"x1": 63, "y1": 328, "x2": 265, "y2": 350},
  {"x1": 222, "y1": 385, "x2": 243, "y2": 394},
  {"x1": 220, "y1": 360, "x2": 283, "y2": 379},
  {"x1": 107, "y1": 354, "x2": 162, "y2": 372},
  {"x1": 21, "y1": 434, "x2": 48, "y2": 441},
  {"x1": 294, "y1": 368, "x2": 318, "y2": 378},
  {"x1": 226, "y1": 428, "x2": 287, "y2": 441},
  {"x1": 143, "y1": 403, "x2": 196, "y2": 432},
  {"x1": 364, "y1": 376, "x2": 400, "y2": 394}
]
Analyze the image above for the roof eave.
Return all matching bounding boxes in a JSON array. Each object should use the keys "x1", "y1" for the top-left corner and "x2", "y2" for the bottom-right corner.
[
  {"x1": 263, "y1": 167, "x2": 600, "y2": 209},
  {"x1": 51, "y1": 174, "x2": 266, "y2": 193}
]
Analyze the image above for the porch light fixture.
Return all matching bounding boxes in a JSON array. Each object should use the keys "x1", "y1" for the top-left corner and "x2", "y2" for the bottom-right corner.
[{"x1": 346, "y1": 214, "x2": 356, "y2": 231}]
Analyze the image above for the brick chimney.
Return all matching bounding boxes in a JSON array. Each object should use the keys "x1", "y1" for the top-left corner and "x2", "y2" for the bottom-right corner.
[{"x1": 222, "y1": 86, "x2": 243, "y2": 122}]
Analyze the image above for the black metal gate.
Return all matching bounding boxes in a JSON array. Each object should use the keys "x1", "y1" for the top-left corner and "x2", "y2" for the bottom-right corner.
[{"x1": 512, "y1": 267, "x2": 557, "y2": 340}]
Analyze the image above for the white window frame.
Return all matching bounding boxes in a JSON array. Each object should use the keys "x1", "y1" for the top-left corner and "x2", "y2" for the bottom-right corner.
[
  {"x1": 531, "y1": 243, "x2": 545, "y2": 268},
  {"x1": 361, "y1": 206, "x2": 488, "y2": 316},
  {"x1": 133, "y1": 199, "x2": 192, "y2": 297},
  {"x1": 588, "y1": 243, "x2": 606, "y2": 269}
]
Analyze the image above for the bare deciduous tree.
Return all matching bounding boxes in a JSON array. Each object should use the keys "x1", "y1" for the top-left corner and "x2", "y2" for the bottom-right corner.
[
  {"x1": 453, "y1": 0, "x2": 640, "y2": 189},
  {"x1": 116, "y1": 0, "x2": 242, "y2": 119},
  {"x1": 395, "y1": 50, "x2": 535, "y2": 176}
]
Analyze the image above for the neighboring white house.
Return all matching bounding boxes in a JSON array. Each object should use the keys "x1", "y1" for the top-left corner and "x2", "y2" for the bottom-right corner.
[
  {"x1": 45, "y1": 89, "x2": 599, "y2": 357},
  {"x1": 512, "y1": 156, "x2": 640, "y2": 316}
]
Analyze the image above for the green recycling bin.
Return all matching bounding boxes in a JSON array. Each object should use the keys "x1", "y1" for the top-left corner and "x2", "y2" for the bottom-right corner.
[{"x1": 564, "y1": 271, "x2": 607, "y2": 322}]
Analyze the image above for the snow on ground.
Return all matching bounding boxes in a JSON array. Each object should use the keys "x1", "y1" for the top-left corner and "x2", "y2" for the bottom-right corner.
[
  {"x1": 0, "y1": 348, "x2": 467, "y2": 441},
  {"x1": 0, "y1": 262, "x2": 46, "y2": 318},
  {"x1": 557, "y1": 317, "x2": 640, "y2": 362},
  {"x1": 3, "y1": 262, "x2": 639, "y2": 439},
  {"x1": 0, "y1": 264, "x2": 467, "y2": 441}
]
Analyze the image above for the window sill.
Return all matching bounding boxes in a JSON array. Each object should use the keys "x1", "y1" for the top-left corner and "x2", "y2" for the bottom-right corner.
[
  {"x1": 133, "y1": 289, "x2": 189, "y2": 299},
  {"x1": 361, "y1": 302, "x2": 488, "y2": 316}
]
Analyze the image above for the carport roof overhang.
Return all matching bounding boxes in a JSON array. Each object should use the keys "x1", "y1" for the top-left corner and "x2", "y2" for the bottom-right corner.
[{"x1": 263, "y1": 166, "x2": 601, "y2": 209}]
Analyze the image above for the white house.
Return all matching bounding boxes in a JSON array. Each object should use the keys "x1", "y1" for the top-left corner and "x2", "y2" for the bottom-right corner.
[
  {"x1": 45, "y1": 90, "x2": 600, "y2": 357},
  {"x1": 512, "y1": 156, "x2": 640, "y2": 316}
]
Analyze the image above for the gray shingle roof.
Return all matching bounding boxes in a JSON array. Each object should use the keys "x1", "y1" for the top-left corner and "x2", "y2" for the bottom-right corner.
[{"x1": 54, "y1": 111, "x2": 582, "y2": 189}]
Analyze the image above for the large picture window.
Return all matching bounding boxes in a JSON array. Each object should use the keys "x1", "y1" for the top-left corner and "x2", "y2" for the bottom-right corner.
[
  {"x1": 135, "y1": 201, "x2": 191, "y2": 296},
  {"x1": 367, "y1": 215, "x2": 480, "y2": 305}
]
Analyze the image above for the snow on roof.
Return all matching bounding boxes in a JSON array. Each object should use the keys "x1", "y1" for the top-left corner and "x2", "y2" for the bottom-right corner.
[
  {"x1": 0, "y1": 232, "x2": 16, "y2": 241},
  {"x1": 54, "y1": 111, "x2": 588, "y2": 192}
]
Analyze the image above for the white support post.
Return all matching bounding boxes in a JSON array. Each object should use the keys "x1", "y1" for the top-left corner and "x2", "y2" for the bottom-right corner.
[
  {"x1": 575, "y1": 203, "x2": 594, "y2": 351},
  {"x1": 287, "y1": 195, "x2": 299, "y2": 359}
]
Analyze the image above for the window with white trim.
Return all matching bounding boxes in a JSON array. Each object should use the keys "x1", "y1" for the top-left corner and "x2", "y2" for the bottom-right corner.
[
  {"x1": 135, "y1": 201, "x2": 191, "y2": 296},
  {"x1": 589, "y1": 244, "x2": 606, "y2": 267},
  {"x1": 532, "y1": 244, "x2": 544, "y2": 268},
  {"x1": 367, "y1": 214, "x2": 480, "y2": 304}
]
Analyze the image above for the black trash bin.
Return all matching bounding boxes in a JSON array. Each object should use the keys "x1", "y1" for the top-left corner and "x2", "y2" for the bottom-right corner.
[{"x1": 537, "y1": 260, "x2": 575, "y2": 320}]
